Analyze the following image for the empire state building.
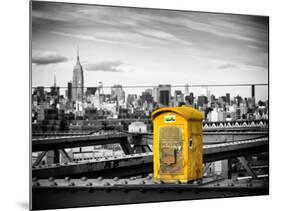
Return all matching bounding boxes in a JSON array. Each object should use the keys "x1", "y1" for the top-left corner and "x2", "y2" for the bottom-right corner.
[{"x1": 72, "y1": 48, "x2": 84, "y2": 102}]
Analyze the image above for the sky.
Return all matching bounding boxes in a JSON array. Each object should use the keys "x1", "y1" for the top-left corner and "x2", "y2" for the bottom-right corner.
[{"x1": 31, "y1": 1, "x2": 269, "y2": 101}]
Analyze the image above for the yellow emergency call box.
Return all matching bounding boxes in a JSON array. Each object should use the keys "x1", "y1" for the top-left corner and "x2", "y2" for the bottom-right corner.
[{"x1": 151, "y1": 106, "x2": 203, "y2": 183}]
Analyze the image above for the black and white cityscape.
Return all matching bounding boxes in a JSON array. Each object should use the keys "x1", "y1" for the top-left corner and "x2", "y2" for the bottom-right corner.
[{"x1": 31, "y1": 1, "x2": 269, "y2": 210}]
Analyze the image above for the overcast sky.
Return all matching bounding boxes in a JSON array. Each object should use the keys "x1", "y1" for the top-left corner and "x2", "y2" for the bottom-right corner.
[{"x1": 31, "y1": 1, "x2": 269, "y2": 101}]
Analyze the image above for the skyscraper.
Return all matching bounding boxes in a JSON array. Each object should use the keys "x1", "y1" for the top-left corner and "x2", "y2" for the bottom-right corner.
[
  {"x1": 72, "y1": 47, "x2": 84, "y2": 102},
  {"x1": 33, "y1": 86, "x2": 45, "y2": 103},
  {"x1": 111, "y1": 84, "x2": 125, "y2": 102},
  {"x1": 158, "y1": 84, "x2": 171, "y2": 107},
  {"x1": 140, "y1": 90, "x2": 153, "y2": 105},
  {"x1": 67, "y1": 82, "x2": 72, "y2": 101},
  {"x1": 251, "y1": 85, "x2": 255, "y2": 98},
  {"x1": 152, "y1": 87, "x2": 158, "y2": 103},
  {"x1": 197, "y1": 95, "x2": 208, "y2": 108},
  {"x1": 188, "y1": 92, "x2": 194, "y2": 105},
  {"x1": 174, "y1": 90, "x2": 184, "y2": 107},
  {"x1": 226, "y1": 93, "x2": 230, "y2": 104},
  {"x1": 50, "y1": 73, "x2": 59, "y2": 104},
  {"x1": 183, "y1": 82, "x2": 189, "y2": 104}
]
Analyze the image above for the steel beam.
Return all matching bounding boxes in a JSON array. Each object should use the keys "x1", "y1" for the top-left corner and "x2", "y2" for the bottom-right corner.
[
  {"x1": 203, "y1": 131, "x2": 268, "y2": 135},
  {"x1": 32, "y1": 132, "x2": 92, "y2": 137},
  {"x1": 33, "y1": 137, "x2": 268, "y2": 179},
  {"x1": 33, "y1": 153, "x2": 153, "y2": 179},
  {"x1": 203, "y1": 138, "x2": 268, "y2": 163},
  {"x1": 203, "y1": 127, "x2": 268, "y2": 132},
  {"x1": 203, "y1": 163, "x2": 212, "y2": 174},
  {"x1": 32, "y1": 131, "x2": 268, "y2": 152},
  {"x1": 238, "y1": 157, "x2": 258, "y2": 179},
  {"x1": 59, "y1": 149, "x2": 73, "y2": 163},
  {"x1": 32, "y1": 181, "x2": 268, "y2": 210},
  {"x1": 33, "y1": 151, "x2": 48, "y2": 166},
  {"x1": 119, "y1": 139, "x2": 134, "y2": 155},
  {"x1": 32, "y1": 133, "x2": 129, "y2": 152}
]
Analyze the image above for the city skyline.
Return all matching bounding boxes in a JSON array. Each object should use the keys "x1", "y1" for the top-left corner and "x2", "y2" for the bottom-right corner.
[{"x1": 32, "y1": 2, "x2": 268, "y2": 101}]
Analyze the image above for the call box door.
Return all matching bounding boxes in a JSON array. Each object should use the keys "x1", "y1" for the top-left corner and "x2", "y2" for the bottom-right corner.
[{"x1": 158, "y1": 126, "x2": 184, "y2": 175}]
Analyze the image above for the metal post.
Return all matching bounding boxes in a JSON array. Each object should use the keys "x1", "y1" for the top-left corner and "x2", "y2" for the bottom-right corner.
[
  {"x1": 33, "y1": 151, "x2": 48, "y2": 166},
  {"x1": 238, "y1": 156, "x2": 258, "y2": 179},
  {"x1": 46, "y1": 150, "x2": 60, "y2": 164},
  {"x1": 119, "y1": 137, "x2": 134, "y2": 155},
  {"x1": 221, "y1": 160, "x2": 230, "y2": 179},
  {"x1": 58, "y1": 149, "x2": 73, "y2": 162}
]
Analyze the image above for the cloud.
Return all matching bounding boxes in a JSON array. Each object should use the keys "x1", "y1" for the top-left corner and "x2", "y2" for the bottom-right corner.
[
  {"x1": 217, "y1": 63, "x2": 237, "y2": 69},
  {"x1": 32, "y1": 2, "x2": 194, "y2": 48},
  {"x1": 32, "y1": 51, "x2": 68, "y2": 65},
  {"x1": 32, "y1": 1, "x2": 268, "y2": 71},
  {"x1": 50, "y1": 31, "x2": 148, "y2": 49},
  {"x1": 84, "y1": 61, "x2": 124, "y2": 72},
  {"x1": 136, "y1": 29, "x2": 193, "y2": 46},
  {"x1": 32, "y1": 2, "x2": 267, "y2": 53}
]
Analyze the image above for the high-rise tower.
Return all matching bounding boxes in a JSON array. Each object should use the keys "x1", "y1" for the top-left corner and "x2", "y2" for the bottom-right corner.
[
  {"x1": 158, "y1": 84, "x2": 171, "y2": 107},
  {"x1": 72, "y1": 47, "x2": 84, "y2": 102}
]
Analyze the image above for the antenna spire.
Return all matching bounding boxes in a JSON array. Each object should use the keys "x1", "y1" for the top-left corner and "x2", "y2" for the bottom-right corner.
[{"x1": 77, "y1": 46, "x2": 80, "y2": 62}]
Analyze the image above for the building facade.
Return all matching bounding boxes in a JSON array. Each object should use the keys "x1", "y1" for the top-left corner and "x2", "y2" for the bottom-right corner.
[{"x1": 72, "y1": 48, "x2": 84, "y2": 102}]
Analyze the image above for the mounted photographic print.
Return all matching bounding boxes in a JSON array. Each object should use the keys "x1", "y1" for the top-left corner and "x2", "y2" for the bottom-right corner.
[{"x1": 30, "y1": 0, "x2": 269, "y2": 210}]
